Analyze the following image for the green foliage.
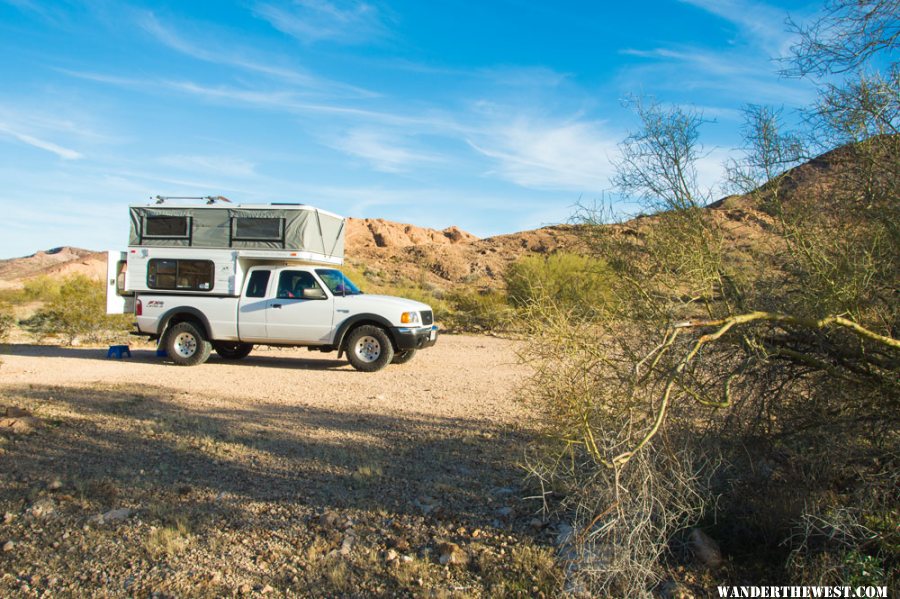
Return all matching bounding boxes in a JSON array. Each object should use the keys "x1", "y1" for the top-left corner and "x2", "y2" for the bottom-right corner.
[
  {"x1": 506, "y1": 252, "x2": 615, "y2": 318},
  {"x1": 23, "y1": 275, "x2": 62, "y2": 301},
  {"x1": 19, "y1": 274, "x2": 131, "y2": 344},
  {"x1": 0, "y1": 307, "x2": 14, "y2": 342},
  {"x1": 444, "y1": 289, "x2": 513, "y2": 331}
]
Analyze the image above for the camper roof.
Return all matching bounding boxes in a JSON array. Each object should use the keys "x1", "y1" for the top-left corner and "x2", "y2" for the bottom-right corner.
[{"x1": 127, "y1": 202, "x2": 346, "y2": 262}]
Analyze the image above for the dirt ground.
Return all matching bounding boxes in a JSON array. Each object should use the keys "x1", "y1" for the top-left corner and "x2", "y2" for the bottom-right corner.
[{"x1": 0, "y1": 335, "x2": 563, "y2": 598}]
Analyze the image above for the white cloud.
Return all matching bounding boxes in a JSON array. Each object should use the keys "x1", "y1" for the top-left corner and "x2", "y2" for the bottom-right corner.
[
  {"x1": 677, "y1": 0, "x2": 796, "y2": 56},
  {"x1": 253, "y1": 0, "x2": 387, "y2": 45},
  {"x1": 157, "y1": 155, "x2": 258, "y2": 178},
  {"x1": 136, "y1": 12, "x2": 376, "y2": 98},
  {"x1": 327, "y1": 129, "x2": 443, "y2": 173},
  {"x1": 468, "y1": 116, "x2": 617, "y2": 191},
  {"x1": 0, "y1": 123, "x2": 83, "y2": 160}
]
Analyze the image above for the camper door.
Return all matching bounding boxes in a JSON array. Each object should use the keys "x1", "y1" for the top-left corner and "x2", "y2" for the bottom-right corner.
[{"x1": 106, "y1": 250, "x2": 135, "y2": 314}]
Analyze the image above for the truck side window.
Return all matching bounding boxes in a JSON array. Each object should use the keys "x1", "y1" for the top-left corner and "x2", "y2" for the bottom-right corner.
[
  {"x1": 277, "y1": 271, "x2": 323, "y2": 299},
  {"x1": 246, "y1": 270, "x2": 271, "y2": 298}
]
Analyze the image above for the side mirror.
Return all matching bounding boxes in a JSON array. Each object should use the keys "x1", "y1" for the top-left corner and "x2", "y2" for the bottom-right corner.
[{"x1": 302, "y1": 288, "x2": 327, "y2": 300}]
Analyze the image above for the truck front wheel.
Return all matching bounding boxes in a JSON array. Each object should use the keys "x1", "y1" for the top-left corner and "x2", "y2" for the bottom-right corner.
[
  {"x1": 346, "y1": 325, "x2": 394, "y2": 372},
  {"x1": 166, "y1": 321, "x2": 212, "y2": 366},
  {"x1": 213, "y1": 341, "x2": 253, "y2": 360}
]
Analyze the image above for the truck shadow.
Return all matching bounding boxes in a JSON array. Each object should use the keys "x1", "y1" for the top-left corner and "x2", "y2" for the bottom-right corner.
[
  {"x1": 1, "y1": 383, "x2": 537, "y2": 538},
  {"x1": 1, "y1": 343, "x2": 351, "y2": 371}
]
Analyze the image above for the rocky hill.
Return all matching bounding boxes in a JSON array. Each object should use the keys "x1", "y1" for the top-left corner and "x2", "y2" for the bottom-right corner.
[{"x1": 0, "y1": 141, "x2": 874, "y2": 292}]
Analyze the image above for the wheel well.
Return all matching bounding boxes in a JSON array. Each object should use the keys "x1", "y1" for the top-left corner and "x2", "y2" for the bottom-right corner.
[
  {"x1": 163, "y1": 313, "x2": 209, "y2": 340},
  {"x1": 343, "y1": 320, "x2": 392, "y2": 348}
]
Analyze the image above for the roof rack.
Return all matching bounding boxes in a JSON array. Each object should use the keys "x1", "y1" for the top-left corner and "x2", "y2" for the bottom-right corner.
[{"x1": 153, "y1": 195, "x2": 233, "y2": 205}]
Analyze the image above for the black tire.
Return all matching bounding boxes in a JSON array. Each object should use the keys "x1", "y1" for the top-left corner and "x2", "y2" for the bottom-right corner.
[
  {"x1": 391, "y1": 349, "x2": 417, "y2": 365},
  {"x1": 165, "y1": 321, "x2": 212, "y2": 366},
  {"x1": 345, "y1": 325, "x2": 394, "y2": 372},
  {"x1": 213, "y1": 341, "x2": 254, "y2": 360}
]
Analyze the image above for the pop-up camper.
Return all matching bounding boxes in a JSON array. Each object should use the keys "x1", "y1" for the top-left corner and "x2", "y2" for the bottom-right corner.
[{"x1": 107, "y1": 198, "x2": 437, "y2": 371}]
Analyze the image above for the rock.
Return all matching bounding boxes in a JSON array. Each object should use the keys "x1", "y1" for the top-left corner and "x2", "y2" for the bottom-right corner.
[
  {"x1": 47, "y1": 478, "x2": 64, "y2": 491},
  {"x1": 90, "y1": 508, "x2": 132, "y2": 525},
  {"x1": 688, "y1": 528, "x2": 723, "y2": 569},
  {"x1": 385, "y1": 549, "x2": 399, "y2": 562},
  {"x1": 27, "y1": 498, "x2": 55, "y2": 519},
  {"x1": 3, "y1": 512, "x2": 14, "y2": 524},
  {"x1": 261, "y1": 585, "x2": 274, "y2": 595},
  {"x1": 339, "y1": 535, "x2": 354, "y2": 556},
  {"x1": 5, "y1": 407, "x2": 30, "y2": 418},
  {"x1": 0, "y1": 415, "x2": 40, "y2": 435},
  {"x1": 660, "y1": 580, "x2": 696, "y2": 599},
  {"x1": 238, "y1": 583, "x2": 252, "y2": 595},
  {"x1": 2, "y1": 541, "x2": 13, "y2": 552},
  {"x1": 319, "y1": 511, "x2": 338, "y2": 528},
  {"x1": 436, "y1": 541, "x2": 469, "y2": 567},
  {"x1": 400, "y1": 554, "x2": 413, "y2": 563}
]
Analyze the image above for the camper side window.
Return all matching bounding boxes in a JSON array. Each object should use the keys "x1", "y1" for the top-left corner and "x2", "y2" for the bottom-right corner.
[
  {"x1": 147, "y1": 259, "x2": 214, "y2": 291},
  {"x1": 144, "y1": 216, "x2": 190, "y2": 239},
  {"x1": 232, "y1": 217, "x2": 283, "y2": 241}
]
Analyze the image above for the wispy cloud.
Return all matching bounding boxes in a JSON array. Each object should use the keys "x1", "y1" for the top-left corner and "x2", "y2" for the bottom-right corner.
[
  {"x1": 327, "y1": 129, "x2": 443, "y2": 173},
  {"x1": 677, "y1": 0, "x2": 796, "y2": 56},
  {"x1": 0, "y1": 123, "x2": 83, "y2": 160},
  {"x1": 157, "y1": 155, "x2": 258, "y2": 178},
  {"x1": 136, "y1": 11, "x2": 376, "y2": 98},
  {"x1": 619, "y1": 46, "x2": 814, "y2": 106},
  {"x1": 253, "y1": 0, "x2": 388, "y2": 45},
  {"x1": 468, "y1": 116, "x2": 617, "y2": 191}
]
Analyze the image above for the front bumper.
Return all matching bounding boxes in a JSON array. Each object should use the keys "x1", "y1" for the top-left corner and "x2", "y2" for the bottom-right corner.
[{"x1": 393, "y1": 325, "x2": 439, "y2": 351}]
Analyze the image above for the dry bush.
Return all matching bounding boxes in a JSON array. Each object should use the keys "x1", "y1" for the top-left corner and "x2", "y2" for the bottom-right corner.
[{"x1": 520, "y1": 4, "x2": 899, "y2": 590}]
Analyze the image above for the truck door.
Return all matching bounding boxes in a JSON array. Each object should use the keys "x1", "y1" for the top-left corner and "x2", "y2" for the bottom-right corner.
[
  {"x1": 237, "y1": 269, "x2": 271, "y2": 342},
  {"x1": 265, "y1": 270, "x2": 334, "y2": 343},
  {"x1": 105, "y1": 250, "x2": 135, "y2": 315}
]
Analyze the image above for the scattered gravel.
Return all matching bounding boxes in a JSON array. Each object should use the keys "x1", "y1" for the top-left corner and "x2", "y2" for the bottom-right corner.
[{"x1": 0, "y1": 335, "x2": 563, "y2": 597}]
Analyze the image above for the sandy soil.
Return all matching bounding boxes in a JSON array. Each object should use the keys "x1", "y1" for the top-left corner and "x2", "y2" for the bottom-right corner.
[{"x1": 0, "y1": 335, "x2": 562, "y2": 598}]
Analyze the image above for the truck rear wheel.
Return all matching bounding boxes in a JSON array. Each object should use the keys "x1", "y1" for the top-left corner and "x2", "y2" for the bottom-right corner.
[
  {"x1": 391, "y1": 349, "x2": 417, "y2": 365},
  {"x1": 213, "y1": 341, "x2": 253, "y2": 360},
  {"x1": 346, "y1": 325, "x2": 394, "y2": 372},
  {"x1": 166, "y1": 321, "x2": 212, "y2": 366}
]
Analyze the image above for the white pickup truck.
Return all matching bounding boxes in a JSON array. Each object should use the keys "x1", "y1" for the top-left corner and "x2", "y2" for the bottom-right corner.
[
  {"x1": 134, "y1": 264, "x2": 437, "y2": 372},
  {"x1": 108, "y1": 200, "x2": 438, "y2": 372}
]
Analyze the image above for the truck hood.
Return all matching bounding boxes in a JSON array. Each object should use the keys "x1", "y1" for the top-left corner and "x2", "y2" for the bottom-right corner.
[
  {"x1": 353, "y1": 294, "x2": 432, "y2": 312},
  {"x1": 334, "y1": 293, "x2": 433, "y2": 325}
]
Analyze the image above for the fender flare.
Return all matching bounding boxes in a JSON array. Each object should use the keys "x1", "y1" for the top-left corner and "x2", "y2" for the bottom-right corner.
[
  {"x1": 333, "y1": 314, "x2": 397, "y2": 353},
  {"x1": 158, "y1": 306, "x2": 213, "y2": 341}
]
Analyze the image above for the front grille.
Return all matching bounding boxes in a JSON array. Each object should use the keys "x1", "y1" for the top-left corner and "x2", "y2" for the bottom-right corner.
[{"x1": 421, "y1": 310, "x2": 433, "y2": 325}]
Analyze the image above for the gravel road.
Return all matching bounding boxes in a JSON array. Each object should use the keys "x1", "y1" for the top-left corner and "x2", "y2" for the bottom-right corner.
[{"x1": 0, "y1": 335, "x2": 562, "y2": 597}]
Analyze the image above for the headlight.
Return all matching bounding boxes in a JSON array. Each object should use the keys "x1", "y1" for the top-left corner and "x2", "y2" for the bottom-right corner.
[{"x1": 400, "y1": 311, "x2": 420, "y2": 324}]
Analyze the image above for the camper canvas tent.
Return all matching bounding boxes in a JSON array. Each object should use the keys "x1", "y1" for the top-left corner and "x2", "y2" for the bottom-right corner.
[{"x1": 128, "y1": 204, "x2": 345, "y2": 260}]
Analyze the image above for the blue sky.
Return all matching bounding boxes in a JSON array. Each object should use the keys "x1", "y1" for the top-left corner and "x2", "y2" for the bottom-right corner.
[{"x1": 0, "y1": 0, "x2": 818, "y2": 258}]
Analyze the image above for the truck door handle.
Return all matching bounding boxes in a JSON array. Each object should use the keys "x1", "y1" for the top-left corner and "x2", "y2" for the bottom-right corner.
[{"x1": 272, "y1": 303, "x2": 282, "y2": 309}]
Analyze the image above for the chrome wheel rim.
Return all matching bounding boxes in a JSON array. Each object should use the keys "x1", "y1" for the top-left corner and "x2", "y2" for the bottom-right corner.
[
  {"x1": 173, "y1": 332, "x2": 198, "y2": 358},
  {"x1": 354, "y1": 335, "x2": 381, "y2": 363}
]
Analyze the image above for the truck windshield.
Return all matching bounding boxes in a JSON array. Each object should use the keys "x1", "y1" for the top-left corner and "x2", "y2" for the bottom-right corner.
[{"x1": 315, "y1": 269, "x2": 362, "y2": 295}]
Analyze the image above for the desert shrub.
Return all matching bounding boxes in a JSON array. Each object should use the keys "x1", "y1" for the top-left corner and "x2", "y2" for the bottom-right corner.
[
  {"x1": 443, "y1": 288, "x2": 513, "y2": 332},
  {"x1": 0, "y1": 307, "x2": 14, "y2": 342},
  {"x1": 20, "y1": 274, "x2": 131, "y2": 344},
  {"x1": 506, "y1": 252, "x2": 614, "y2": 318},
  {"x1": 23, "y1": 275, "x2": 62, "y2": 301}
]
